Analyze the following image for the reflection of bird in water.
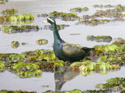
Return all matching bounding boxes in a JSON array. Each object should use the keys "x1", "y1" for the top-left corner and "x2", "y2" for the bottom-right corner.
[
  {"x1": 54, "y1": 70, "x2": 78, "y2": 91},
  {"x1": 47, "y1": 17, "x2": 96, "y2": 62}
]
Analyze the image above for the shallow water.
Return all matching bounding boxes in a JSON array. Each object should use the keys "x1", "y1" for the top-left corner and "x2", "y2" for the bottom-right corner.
[
  {"x1": 0, "y1": 0, "x2": 125, "y2": 93},
  {"x1": 0, "y1": 67, "x2": 125, "y2": 93}
]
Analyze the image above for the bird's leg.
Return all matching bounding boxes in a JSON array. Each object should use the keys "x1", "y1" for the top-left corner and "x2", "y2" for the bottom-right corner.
[{"x1": 54, "y1": 71, "x2": 65, "y2": 91}]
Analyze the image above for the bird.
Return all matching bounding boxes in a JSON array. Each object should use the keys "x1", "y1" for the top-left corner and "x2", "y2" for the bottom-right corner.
[{"x1": 47, "y1": 17, "x2": 95, "y2": 62}]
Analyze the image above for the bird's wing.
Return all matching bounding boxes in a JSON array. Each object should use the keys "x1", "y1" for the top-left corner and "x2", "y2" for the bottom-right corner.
[{"x1": 62, "y1": 43, "x2": 85, "y2": 57}]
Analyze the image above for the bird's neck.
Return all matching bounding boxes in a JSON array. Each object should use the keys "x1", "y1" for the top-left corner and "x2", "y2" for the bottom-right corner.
[{"x1": 52, "y1": 23, "x2": 64, "y2": 43}]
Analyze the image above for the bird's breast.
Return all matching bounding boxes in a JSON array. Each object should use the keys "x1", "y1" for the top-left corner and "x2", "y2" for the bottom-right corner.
[{"x1": 53, "y1": 42, "x2": 64, "y2": 59}]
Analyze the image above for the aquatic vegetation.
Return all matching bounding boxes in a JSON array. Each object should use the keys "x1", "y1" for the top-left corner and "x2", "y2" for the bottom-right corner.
[
  {"x1": 113, "y1": 39, "x2": 125, "y2": 45},
  {"x1": 93, "y1": 4, "x2": 115, "y2": 8},
  {"x1": 0, "y1": 61, "x2": 5, "y2": 72},
  {"x1": 84, "y1": 90, "x2": 121, "y2": 93},
  {"x1": 37, "y1": 13, "x2": 48, "y2": 17},
  {"x1": 37, "y1": 39, "x2": 48, "y2": 45},
  {"x1": 44, "y1": 89, "x2": 124, "y2": 93},
  {"x1": 0, "y1": 26, "x2": 11, "y2": 33},
  {"x1": 0, "y1": 39, "x2": 124, "y2": 77},
  {"x1": 49, "y1": 11, "x2": 78, "y2": 21},
  {"x1": 44, "y1": 89, "x2": 82, "y2": 93},
  {"x1": 11, "y1": 41, "x2": 20, "y2": 48},
  {"x1": 6, "y1": 53, "x2": 26, "y2": 63},
  {"x1": 9, "y1": 14, "x2": 34, "y2": 25},
  {"x1": 78, "y1": 18, "x2": 110, "y2": 26},
  {"x1": 0, "y1": 24, "x2": 68, "y2": 34},
  {"x1": 94, "y1": 42, "x2": 125, "y2": 65},
  {"x1": 78, "y1": 4, "x2": 125, "y2": 26},
  {"x1": 70, "y1": 60, "x2": 120, "y2": 76},
  {"x1": 1, "y1": 8, "x2": 18, "y2": 15},
  {"x1": 0, "y1": 25, "x2": 39, "y2": 34},
  {"x1": 87, "y1": 35, "x2": 112, "y2": 42},
  {"x1": 0, "y1": 0, "x2": 8, "y2": 4},
  {"x1": 21, "y1": 49, "x2": 59, "y2": 62},
  {"x1": 0, "y1": 14, "x2": 34, "y2": 25},
  {"x1": 96, "y1": 77, "x2": 125, "y2": 91},
  {"x1": 70, "y1": 7, "x2": 89, "y2": 12},
  {"x1": 0, "y1": 15, "x2": 9, "y2": 24},
  {"x1": 100, "y1": 53, "x2": 125, "y2": 66},
  {"x1": 0, "y1": 49, "x2": 66, "y2": 76},
  {"x1": 93, "y1": 10, "x2": 123, "y2": 18},
  {"x1": 12, "y1": 62, "x2": 42, "y2": 78},
  {"x1": 14, "y1": 14, "x2": 34, "y2": 21},
  {"x1": 22, "y1": 42, "x2": 28, "y2": 45},
  {"x1": 0, "y1": 90, "x2": 36, "y2": 93},
  {"x1": 94, "y1": 44, "x2": 120, "y2": 53},
  {"x1": 43, "y1": 24, "x2": 70, "y2": 31},
  {"x1": 64, "y1": 89, "x2": 82, "y2": 93}
]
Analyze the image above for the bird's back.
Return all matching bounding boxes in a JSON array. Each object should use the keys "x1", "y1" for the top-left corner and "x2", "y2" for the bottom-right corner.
[{"x1": 61, "y1": 43, "x2": 86, "y2": 62}]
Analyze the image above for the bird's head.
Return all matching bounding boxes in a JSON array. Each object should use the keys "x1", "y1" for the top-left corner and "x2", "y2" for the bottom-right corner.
[{"x1": 47, "y1": 17, "x2": 55, "y2": 24}]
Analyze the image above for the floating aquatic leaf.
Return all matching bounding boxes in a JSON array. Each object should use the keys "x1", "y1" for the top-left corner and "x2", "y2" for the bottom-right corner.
[
  {"x1": 12, "y1": 62, "x2": 42, "y2": 78},
  {"x1": 1, "y1": 8, "x2": 18, "y2": 15},
  {"x1": 96, "y1": 77, "x2": 125, "y2": 91},
  {"x1": 0, "y1": 61, "x2": 5, "y2": 72},
  {"x1": 11, "y1": 41, "x2": 20, "y2": 48},
  {"x1": 0, "y1": 25, "x2": 39, "y2": 34},
  {"x1": 37, "y1": 39, "x2": 48, "y2": 45},
  {"x1": 87, "y1": 35, "x2": 112, "y2": 42},
  {"x1": 49, "y1": 11, "x2": 78, "y2": 21},
  {"x1": 70, "y1": 7, "x2": 89, "y2": 12}
]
